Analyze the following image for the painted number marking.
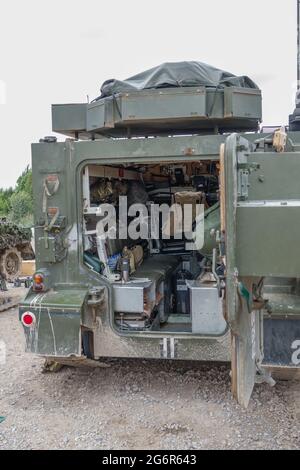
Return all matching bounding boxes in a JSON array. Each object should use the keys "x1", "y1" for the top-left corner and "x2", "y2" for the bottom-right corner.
[{"x1": 291, "y1": 340, "x2": 300, "y2": 366}]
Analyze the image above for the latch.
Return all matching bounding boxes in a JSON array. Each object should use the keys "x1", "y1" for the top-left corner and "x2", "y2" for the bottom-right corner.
[
  {"x1": 87, "y1": 287, "x2": 106, "y2": 324},
  {"x1": 237, "y1": 161, "x2": 260, "y2": 201},
  {"x1": 87, "y1": 287, "x2": 105, "y2": 307}
]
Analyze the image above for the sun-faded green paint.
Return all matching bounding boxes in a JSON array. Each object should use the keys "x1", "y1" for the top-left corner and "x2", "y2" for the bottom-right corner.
[
  {"x1": 20, "y1": 288, "x2": 88, "y2": 310},
  {"x1": 19, "y1": 129, "x2": 300, "y2": 362},
  {"x1": 20, "y1": 133, "x2": 239, "y2": 361},
  {"x1": 52, "y1": 86, "x2": 262, "y2": 139},
  {"x1": 19, "y1": 288, "x2": 87, "y2": 356},
  {"x1": 17, "y1": 67, "x2": 300, "y2": 412},
  {"x1": 223, "y1": 132, "x2": 300, "y2": 406}
]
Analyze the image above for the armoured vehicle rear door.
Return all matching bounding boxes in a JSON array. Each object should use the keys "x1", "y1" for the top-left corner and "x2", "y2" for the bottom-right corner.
[{"x1": 222, "y1": 133, "x2": 300, "y2": 407}]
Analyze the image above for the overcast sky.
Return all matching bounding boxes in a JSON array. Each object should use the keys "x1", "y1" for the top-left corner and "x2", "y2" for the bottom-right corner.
[{"x1": 0, "y1": 0, "x2": 298, "y2": 188}]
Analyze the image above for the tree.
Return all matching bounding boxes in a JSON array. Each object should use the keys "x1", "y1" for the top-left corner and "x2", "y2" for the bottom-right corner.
[
  {"x1": 0, "y1": 167, "x2": 33, "y2": 226},
  {"x1": 0, "y1": 188, "x2": 13, "y2": 216},
  {"x1": 9, "y1": 191, "x2": 33, "y2": 225},
  {"x1": 15, "y1": 166, "x2": 33, "y2": 198}
]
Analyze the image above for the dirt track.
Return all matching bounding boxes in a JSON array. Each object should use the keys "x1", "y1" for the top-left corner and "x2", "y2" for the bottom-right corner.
[{"x1": 0, "y1": 304, "x2": 299, "y2": 450}]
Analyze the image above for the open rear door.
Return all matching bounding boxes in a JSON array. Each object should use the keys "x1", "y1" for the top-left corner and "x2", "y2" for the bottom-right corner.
[
  {"x1": 221, "y1": 134, "x2": 263, "y2": 408},
  {"x1": 221, "y1": 132, "x2": 300, "y2": 407}
]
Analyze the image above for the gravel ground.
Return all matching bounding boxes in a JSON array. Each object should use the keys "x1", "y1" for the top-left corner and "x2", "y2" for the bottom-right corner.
[{"x1": 0, "y1": 305, "x2": 299, "y2": 450}]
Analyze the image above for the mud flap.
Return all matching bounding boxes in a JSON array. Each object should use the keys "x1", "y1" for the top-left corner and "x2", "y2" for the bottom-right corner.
[{"x1": 231, "y1": 307, "x2": 264, "y2": 408}]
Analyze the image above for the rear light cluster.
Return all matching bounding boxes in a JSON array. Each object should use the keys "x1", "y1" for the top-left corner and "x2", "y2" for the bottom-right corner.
[
  {"x1": 33, "y1": 273, "x2": 45, "y2": 292},
  {"x1": 21, "y1": 311, "x2": 36, "y2": 327}
]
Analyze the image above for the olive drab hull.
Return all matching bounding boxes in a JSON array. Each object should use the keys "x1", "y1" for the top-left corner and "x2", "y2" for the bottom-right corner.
[{"x1": 19, "y1": 59, "x2": 300, "y2": 408}]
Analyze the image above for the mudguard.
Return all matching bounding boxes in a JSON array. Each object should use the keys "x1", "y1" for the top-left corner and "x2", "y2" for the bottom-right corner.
[{"x1": 19, "y1": 288, "x2": 88, "y2": 357}]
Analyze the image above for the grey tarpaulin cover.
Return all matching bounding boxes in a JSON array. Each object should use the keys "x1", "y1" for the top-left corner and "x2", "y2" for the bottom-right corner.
[{"x1": 98, "y1": 61, "x2": 259, "y2": 99}]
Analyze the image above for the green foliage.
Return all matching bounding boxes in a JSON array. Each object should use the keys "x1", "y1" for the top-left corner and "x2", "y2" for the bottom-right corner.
[
  {"x1": 0, "y1": 188, "x2": 13, "y2": 216},
  {"x1": 0, "y1": 166, "x2": 33, "y2": 226},
  {"x1": 0, "y1": 219, "x2": 31, "y2": 251},
  {"x1": 15, "y1": 166, "x2": 33, "y2": 197},
  {"x1": 9, "y1": 191, "x2": 33, "y2": 225}
]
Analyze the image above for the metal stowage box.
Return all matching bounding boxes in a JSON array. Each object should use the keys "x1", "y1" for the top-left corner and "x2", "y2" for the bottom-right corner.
[{"x1": 188, "y1": 282, "x2": 227, "y2": 336}]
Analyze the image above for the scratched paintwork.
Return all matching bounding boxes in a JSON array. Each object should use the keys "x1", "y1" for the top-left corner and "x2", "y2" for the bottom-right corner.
[
  {"x1": 19, "y1": 288, "x2": 85, "y2": 356},
  {"x1": 18, "y1": 131, "x2": 300, "y2": 407}
]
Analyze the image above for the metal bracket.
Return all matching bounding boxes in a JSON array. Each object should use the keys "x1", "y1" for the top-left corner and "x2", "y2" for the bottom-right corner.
[
  {"x1": 237, "y1": 151, "x2": 260, "y2": 200},
  {"x1": 255, "y1": 364, "x2": 276, "y2": 387},
  {"x1": 237, "y1": 162, "x2": 260, "y2": 172},
  {"x1": 237, "y1": 168, "x2": 250, "y2": 200},
  {"x1": 237, "y1": 164, "x2": 260, "y2": 201},
  {"x1": 87, "y1": 287, "x2": 106, "y2": 324},
  {"x1": 88, "y1": 287, "x2": 105, "y2": 305},
  {"x1": 212, "y1": 248, "x2": 222, "y2": 297}
]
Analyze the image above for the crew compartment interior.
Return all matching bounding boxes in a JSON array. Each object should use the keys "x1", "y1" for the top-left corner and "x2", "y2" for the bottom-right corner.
[{"x1": 82, "y1": 159, "x2": 227, "y2": 337}]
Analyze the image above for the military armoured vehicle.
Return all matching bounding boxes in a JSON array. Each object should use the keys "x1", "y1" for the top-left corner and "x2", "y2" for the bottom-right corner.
[
  {"x1": 0, "y1": 219, "x2": 32, "y2": 281},
  {"x1": 19, "y1": 10, "x2": 300, "y2": 407}
]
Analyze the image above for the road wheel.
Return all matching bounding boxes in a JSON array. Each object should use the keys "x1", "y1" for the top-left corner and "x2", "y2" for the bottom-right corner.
[{"x1": 0, "y1": 248, "x2": 22, "y2": 281}]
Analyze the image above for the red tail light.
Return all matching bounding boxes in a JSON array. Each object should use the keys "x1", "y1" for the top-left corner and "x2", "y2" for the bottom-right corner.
[
  {"x1": 33, "y1": 273, "x2": 44, "y2": 292},
  {"x1": 21, "y1": 311, "x2": 36, "y2": 327}
]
